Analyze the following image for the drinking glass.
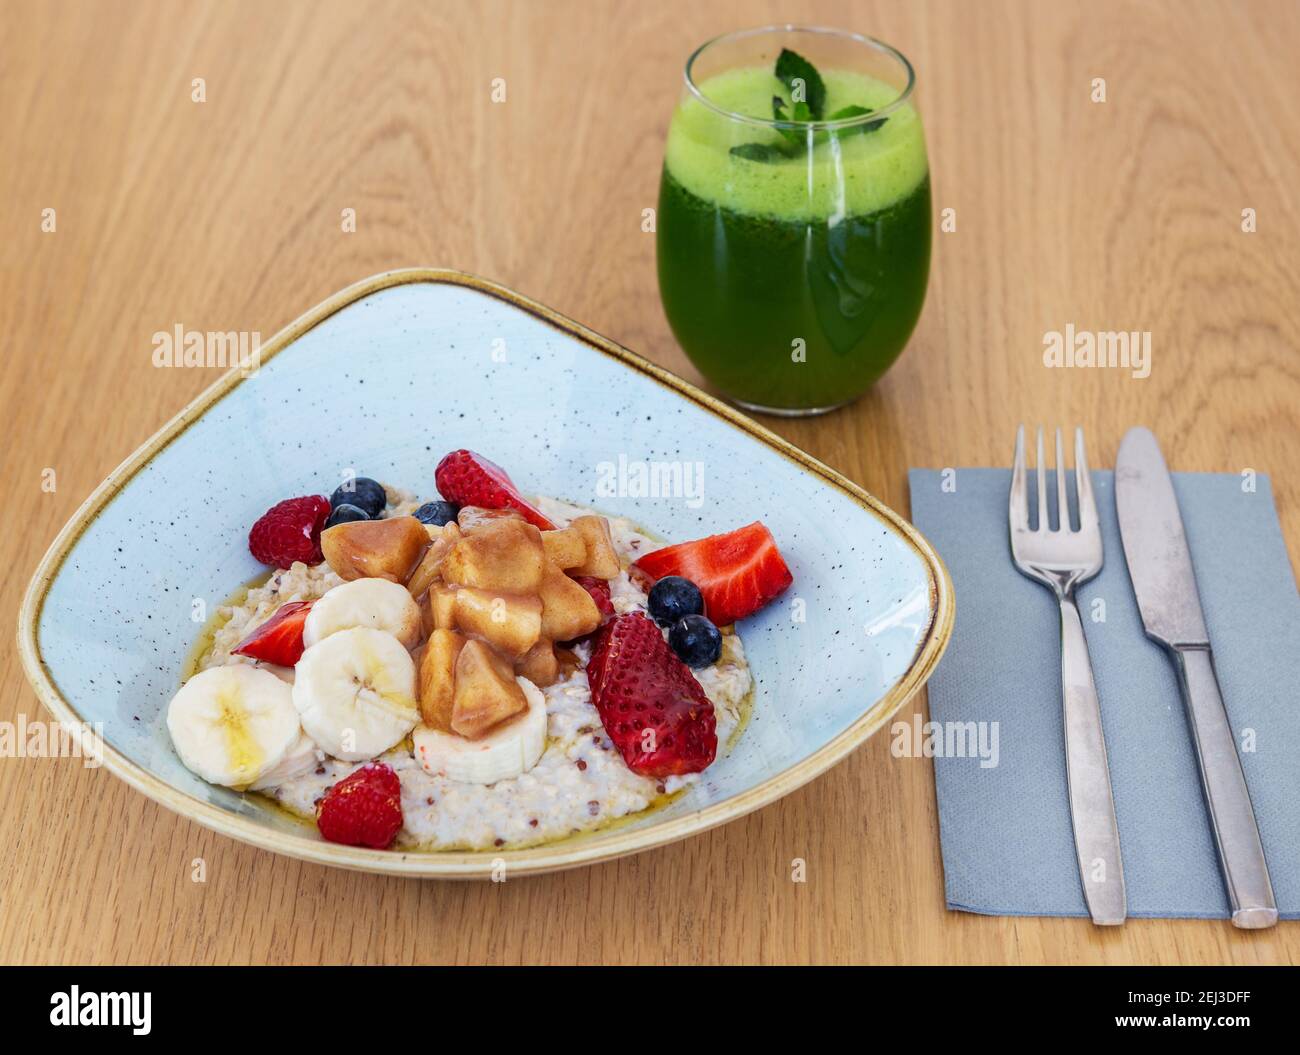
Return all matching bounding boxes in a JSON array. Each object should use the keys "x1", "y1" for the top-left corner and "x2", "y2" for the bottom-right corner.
[{"x1": 657, "y1": 25, "x2": 931, "y2": 415}]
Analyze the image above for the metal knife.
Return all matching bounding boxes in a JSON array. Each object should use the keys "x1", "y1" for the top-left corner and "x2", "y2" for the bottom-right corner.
[{"x1": 1115, "y1": 426, "x2": 1277, "y2": 929}]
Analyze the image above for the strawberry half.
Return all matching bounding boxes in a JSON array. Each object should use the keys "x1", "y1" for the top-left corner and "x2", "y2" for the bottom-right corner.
[
  {"x1": 434, "y1": 450, "x2": 555, "y2": 530},
  {"x1": 231, "y1": 600, "x2": 314, "y2": 666},
  {"x1": 631, "y1": 521, "x2": 792, "y2": 626},
  {"x1": 587, "y1": 612, "x2": 716, "y2": 778}
]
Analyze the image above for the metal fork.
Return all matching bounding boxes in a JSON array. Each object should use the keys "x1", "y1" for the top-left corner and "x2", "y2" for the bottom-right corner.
[{"x1": 1010, "y1": 426, "x2": 1126, "y2": 926}]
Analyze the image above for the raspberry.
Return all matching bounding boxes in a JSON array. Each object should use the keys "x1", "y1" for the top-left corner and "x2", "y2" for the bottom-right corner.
[
  {"x1": 248, "y1": 495, "x2": 331, "y2": 567},
  {"x1": 575, "y1": 576, "x2": 615, "y2": 623},
  {"x1": 316, "y1": 762, "x2": 403, "y2": 849}
]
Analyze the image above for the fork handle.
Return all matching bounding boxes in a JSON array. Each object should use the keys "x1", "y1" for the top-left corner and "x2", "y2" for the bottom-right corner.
[
  {"x1": 1058, "y1": 596, "x2": 1127, "y2": 925},
  {"x1": 1173, "y1": 647, "x2": 1277, "y2": 928}
]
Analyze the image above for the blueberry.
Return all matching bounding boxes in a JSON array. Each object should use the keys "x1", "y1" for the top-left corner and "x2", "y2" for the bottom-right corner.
[
  {"x1": 330, "y1": 477, "x2": 386, "y2": 518},
  {"x1": 325, "y1": 503, "x2": 370, "y2": 528},
  {"x1": 668, "y1": 614, "x2": 722, "y2": 669},
  {"x1": 647, "y1": 575, "x2": 704, "y2": 627},
  {"x1": 414, "y1": 500, "x2": 460, "y2": 527}
]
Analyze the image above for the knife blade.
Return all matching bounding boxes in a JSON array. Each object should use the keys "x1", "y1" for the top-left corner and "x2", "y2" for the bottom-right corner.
[
  {"x1": 1115, "y1": 428, "x2": 1208, "y2": 647},
  {"x1": 1115, "y1": 426, "x2": 1277, "y2": 928}
]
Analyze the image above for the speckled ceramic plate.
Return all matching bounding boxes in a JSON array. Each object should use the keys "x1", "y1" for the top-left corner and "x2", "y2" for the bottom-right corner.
[{"x1": 18, "y1": 269, "x2": 953, "y2": 878}]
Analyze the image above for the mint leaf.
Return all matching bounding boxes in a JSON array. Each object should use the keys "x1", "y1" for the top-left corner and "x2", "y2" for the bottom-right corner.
[
  {"x1": 729, "y1": 142, "x2": 790, "y2": 163},
  {"x1": 775, "y1": 48, "x2": 826, "y2": 119},
  {"x1": 771, "y1": 96, "x2": 805, "y2": 147},
  {"x1": 811, "y1": 105, "x2": 883, "y2": 146},
  {"x1": 744, "y1": 52, "x2": 884, "y2": 161},
  {"x1": 826, "y1": 105, "x2": 889, "y2": 133}
]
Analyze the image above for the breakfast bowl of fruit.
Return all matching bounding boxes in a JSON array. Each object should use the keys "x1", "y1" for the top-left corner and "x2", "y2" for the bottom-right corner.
[{"x1": 18, "y1": 269, "x2": 953, "y2": 877}]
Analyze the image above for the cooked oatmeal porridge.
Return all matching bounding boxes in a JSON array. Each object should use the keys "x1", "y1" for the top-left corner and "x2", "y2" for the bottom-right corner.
[{"x1": 167, "y1": 452, "x2": 791, "y2": 851}]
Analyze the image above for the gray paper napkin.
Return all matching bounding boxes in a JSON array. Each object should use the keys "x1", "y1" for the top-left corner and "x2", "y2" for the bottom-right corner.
[{"x1": 908, "y1": 467, "x2": 1300, "y2": 918}]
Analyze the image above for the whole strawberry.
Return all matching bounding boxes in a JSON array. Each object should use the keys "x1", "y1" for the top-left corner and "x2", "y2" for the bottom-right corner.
[
  {"x1": 316, "y1": 762, "x2": 403, "y2": 849},
  {"x1": 248, "y1": 495, "x2": 331, "y2": 567},
  {"x1": 435, "y1": 450, "x2": 555, "y2": 530},
  {"x1": 587, "y1": 612, "x2": 717, "y2": 778}
]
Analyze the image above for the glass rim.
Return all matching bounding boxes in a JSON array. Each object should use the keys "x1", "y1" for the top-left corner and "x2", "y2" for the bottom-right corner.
[{"x1": 683, "y1": 24, "x2": 917, "y2": 131}]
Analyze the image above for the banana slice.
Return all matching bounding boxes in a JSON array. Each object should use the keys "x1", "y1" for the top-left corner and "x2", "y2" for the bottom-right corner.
[
  {"x1": 249, "y1": 730, "x2": 324, "y2": 790},
  {"x1": 258, "y1": 663, "x2": 295, "y2": 685},
  {"x1": 167, "y1": 665, "x2": 301, "y2": 789},
  {"x1": 293, "y1": 627, "x2": 419, "y2": 761},
  {"x1": 303, "y1": 578, "x2": 422, "y2": 649},
  {"x1": 412, "y1": 676, "x2": 547, "y2": 785}
]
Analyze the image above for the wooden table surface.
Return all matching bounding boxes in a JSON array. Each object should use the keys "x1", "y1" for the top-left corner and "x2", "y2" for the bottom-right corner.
[{"x1": 3, "y1": 0, "x2": 1297, "y2": 965}]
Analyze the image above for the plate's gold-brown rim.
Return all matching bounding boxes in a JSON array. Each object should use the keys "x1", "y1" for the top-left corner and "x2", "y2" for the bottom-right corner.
[{"x1": 17, "y1": 268, "x2": 954, "y2": 879}]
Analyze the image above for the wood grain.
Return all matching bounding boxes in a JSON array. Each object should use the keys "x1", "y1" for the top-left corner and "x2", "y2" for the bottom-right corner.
[{"x1": 2, "y1": 0, "x2": 1297, "y2": 965}]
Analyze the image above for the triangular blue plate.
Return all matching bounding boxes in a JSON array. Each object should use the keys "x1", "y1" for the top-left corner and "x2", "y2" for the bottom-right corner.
[{"x1": 19, "y1": 269, "x2": 953, "y2": 877}]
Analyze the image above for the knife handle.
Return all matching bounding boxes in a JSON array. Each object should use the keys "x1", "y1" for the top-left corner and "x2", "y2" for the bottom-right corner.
[
  {"x1": 1059, "y1": 597, "x2": 1127, "y2": 925},
  {"x1": 1173, "y1": 647, "x2": 1278, "y2": 929}
]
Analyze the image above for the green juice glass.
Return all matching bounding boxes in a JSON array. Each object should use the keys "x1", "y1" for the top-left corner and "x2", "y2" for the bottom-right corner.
[{"x1": 657, "y1": 26, "x2": 931, "y2": 416}]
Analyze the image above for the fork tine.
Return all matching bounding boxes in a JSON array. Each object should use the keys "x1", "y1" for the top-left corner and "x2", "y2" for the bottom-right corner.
[
  {"x1": 1055, "y1": 427, "x2": 1069, "y2": 532},
  {"x1": 1035, "y1": 426, "x2": 1048, "y2": 532},
  {"x1": 1010, "y1": 424, "x2": 1028, "y2": 531},
  {"x1": 1075, "y1": 427, "x2": 1099, "y2": 531}
]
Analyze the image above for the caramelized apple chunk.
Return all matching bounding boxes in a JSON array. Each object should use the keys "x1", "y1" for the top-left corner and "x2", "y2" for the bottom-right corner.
[
  {"x1": 442, "y1": 518, "x2": 545, "y2": 592},
  {"x1": 407, "y1": 521, "x2": 461, "y2": 598},
  {"x1": 456, "y1": 505, "x2": 525, "y2": 532},
  {"x1": 424, "y1": 582, "x2": 458, "y2": 634},
  {"x1": 516, "y1": 639, "x2": 559, "y2": 688},
  {"x1": 541, "y1": 526, "x2": 587, "y2": 570},
  {"x1": 452, "y1": 639, "x2": 526, "y2": 739},
  {"x1": 539, "y1": 562, "x2": 601, "y2": 641},
  {"x1": 569, "y1": 516, "x2": 620, "y2": 578},
  {"x1": 321, "y1": 516, "x2": 428, "y2": 583},
  {"x1": 453, "y1": 587, "x2": 543, "y2": 658},
  {"x1": 419, "y1": 629, "x2": 466, "y2": 730},
  {"x1": 555, "y1": 646, "x2": 582, "y2": 679}
]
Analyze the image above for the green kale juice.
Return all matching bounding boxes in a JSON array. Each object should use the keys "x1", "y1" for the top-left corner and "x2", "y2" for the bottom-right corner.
[{"x1": 657, "y1": 62, "x2": 931, "y2": 414}]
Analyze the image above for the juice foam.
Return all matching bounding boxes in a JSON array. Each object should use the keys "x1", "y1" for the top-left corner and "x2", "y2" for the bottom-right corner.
[{"x1": 664, "y1": 66, "x2": 929, "y2": 221}]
